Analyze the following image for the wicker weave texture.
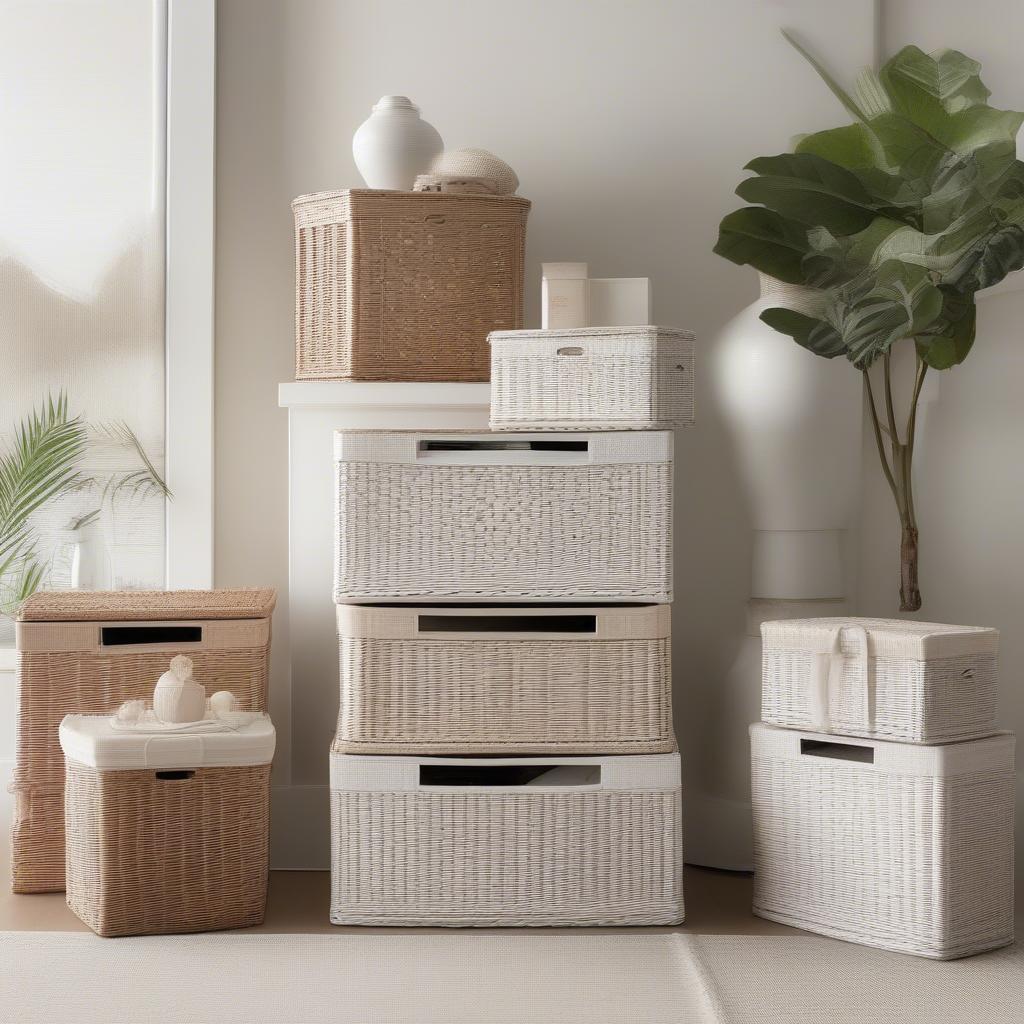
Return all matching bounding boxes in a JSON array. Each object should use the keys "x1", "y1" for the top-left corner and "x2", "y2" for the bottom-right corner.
[
  {"x1": 18, "y1": 587, "x2": 276, "y2": 622},
  {"x1": 489, "y1": 327, "x2": 695, "y2": 430},
  {"x1": 750, "y1": 725, "x2": 1015, "y2": 959},
  {"x1": 293, "y1": 190, "x2": 530, "y2": 381},
  {"x1": 64, "y1": 760, "x2": 271, "y2": 937}
]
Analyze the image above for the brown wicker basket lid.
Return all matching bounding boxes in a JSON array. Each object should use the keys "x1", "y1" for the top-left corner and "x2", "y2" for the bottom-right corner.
[{"x1": 18, "y1": 588, "x2": 277, "y2": 623}]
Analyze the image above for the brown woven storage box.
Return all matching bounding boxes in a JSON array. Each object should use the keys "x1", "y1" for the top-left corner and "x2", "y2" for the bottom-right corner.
[
  {"x1": 11, "y1": 588, "x2": 275, "y2": 894},
  {"x1": 293, "y1": 189, "x2": 530, "y2": 381}
]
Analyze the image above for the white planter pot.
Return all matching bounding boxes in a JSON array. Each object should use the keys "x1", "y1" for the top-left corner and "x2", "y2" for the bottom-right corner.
[{"x1": 352, "y1": 95, "x2": 443, "y2": 191}]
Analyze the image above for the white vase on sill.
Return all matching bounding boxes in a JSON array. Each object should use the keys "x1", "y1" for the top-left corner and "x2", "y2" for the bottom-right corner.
[{"x1": 352, "y1": 96, "x2": 443, "y2": 191}]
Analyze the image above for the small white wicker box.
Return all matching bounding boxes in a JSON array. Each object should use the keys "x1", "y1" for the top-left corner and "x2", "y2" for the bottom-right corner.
[
  {"x1": 335, "y1": 603, "x2": 673, "y2": 755},
  {"x1": 489, "y1": 326, "x2": 695, "y2": 430},
  {"x1": 334, "y1": 430, "x2": 673, "y2": 602},
  {"x1": 330, "y1": 751, "x2": 684, "y2": 927},
  {"x1": 751, "y1": 723, "x2": 1015, "y2": 959},
  {"x1": 761, "y1": 617, "x2": 999, "y2": 743}
]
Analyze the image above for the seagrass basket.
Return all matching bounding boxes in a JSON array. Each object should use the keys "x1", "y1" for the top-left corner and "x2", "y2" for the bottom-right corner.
[
  {"x1": 11, "y1": 588, "x2": 275, "y2": 893},
  {"x1": 60, "y1": 714, "x2": 275, "y2": 937},
  {"x1": 761, "y1": 617, "x2": 999, "y2": 743},
  {"x1": 333, "y1": 430, "x2": 673, "y2": 602},
  {"x1": 489, "y1": 326, "x2": 695, "y2": 430},
  {"x1": 330, "y1": 751, "x2": 684, "y2": 927},
  {"x1": 335, "y1": 603, "x2": 673, "y2": 754},
  {"x1": 751, "y1": 723, "x2": 1015, "y2": 959},
  {"x1": 293, "y1": 190, "x2": 530, "y2": 381}
]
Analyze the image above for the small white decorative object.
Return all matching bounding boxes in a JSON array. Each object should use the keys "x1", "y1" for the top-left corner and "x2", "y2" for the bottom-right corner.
[
  {"x1": 352, "y1": 95, "x2": 443, "y2": 190},
  {"x1": 587, "y1": 278, "x2": 652, "y2": 327},
  {"x1": 114, "y1": 700, "x2": 145, "y2": 724},
  {"x1": 152, "y1": 655, "x2": 207, "y2": 724},
  {"x1": 210, "y1": 690, "x2": 240, "y2": 718},
  {"x1": 430, "y1": 147, "x2": 519, "y2": 195},
  {"x1": 541, "y1": 262, "x2": 588, "y2": 330}
]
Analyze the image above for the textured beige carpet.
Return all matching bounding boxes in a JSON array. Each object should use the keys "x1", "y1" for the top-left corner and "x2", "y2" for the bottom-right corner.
[{"x1": 0, "y1": 931, "x2": 1020, "y2": 1023}]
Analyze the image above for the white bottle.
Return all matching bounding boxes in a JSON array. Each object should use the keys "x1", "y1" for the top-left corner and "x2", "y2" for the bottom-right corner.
[
  {"x1": 352, "y1": 96, "x2": 444, "y2": 190},
  {"x1": 541, "y1": 263, "x2": 588, "y2": 330},
  {"x1": 153, "y1": 655, "x2": 207, "y2": 724}
]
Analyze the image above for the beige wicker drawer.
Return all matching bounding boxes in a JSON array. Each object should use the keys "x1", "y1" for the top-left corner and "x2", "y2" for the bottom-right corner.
[
  {"x1": 333, "y1": 430, "x2": 673, "y2": 602},
  {"x1": 335, "y1": 603, "x2": 673, "y2": 754},
  {"x1": 489, "y1": 326, "x2": 695, "y2": 430},
  {"x1": 761, "y1": 617, "x2": 999, "y2": 744},
  {"x1": 293, "y1": 190, "x2": 530, "y2": 381},
  {"x1": 11, "y1": 588, "x2": 275, "y2": 894},
  {"x1": 751, "y1": 724, "x2": 1015, "y2": 959},
  {"x1": 330, "y1": 752, "x2": 684, "y2": 927}
]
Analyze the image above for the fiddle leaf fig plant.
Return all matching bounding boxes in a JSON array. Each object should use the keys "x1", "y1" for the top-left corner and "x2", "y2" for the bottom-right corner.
[{"x1": 714, "y1": 34, "x2": 1024, "y2": 611}]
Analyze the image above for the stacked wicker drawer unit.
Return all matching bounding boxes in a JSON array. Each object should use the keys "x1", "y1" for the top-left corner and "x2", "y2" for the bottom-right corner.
[{"x1": 752, "y1": 617, "x2": 1015, "y2": 959}]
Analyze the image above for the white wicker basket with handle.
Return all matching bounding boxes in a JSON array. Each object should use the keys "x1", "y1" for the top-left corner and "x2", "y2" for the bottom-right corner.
[
  {"x1": 335, "y1": 603, "x2": 673, "y2": 754},
  {"x1": 751, "y1": 723, "x2": 1015, "y2": 959},
  {"x1": 333, "y1": 430, "x2": 673, "y2": 602},
  {"x1": 330, "y1": 751, "x2": 684, "y2": 927},
  {"x1": 761, "y1": 617, "x2": 999, "y2": 743},
  {"x1": 489, "y1": 326, "x2": 695, "y2": 430}
]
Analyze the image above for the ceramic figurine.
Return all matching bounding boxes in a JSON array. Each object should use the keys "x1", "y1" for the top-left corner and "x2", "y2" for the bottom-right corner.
[
  {"x1": 153, "y1": 655, "x2": 207, "y2": 724},
  {"x1": 352, "y1": 95, "x2": 443, "y2": 190}
]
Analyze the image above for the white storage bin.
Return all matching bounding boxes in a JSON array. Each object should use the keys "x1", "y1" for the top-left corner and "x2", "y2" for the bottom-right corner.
[
  {"x1": 751, "y1": 723, "x2": 1015, "y2": 959},
  {"x1": 330, "y1": 751, "x2": 684, "y2": 927},
  {"x1": 489, "y1": 326, "x2": 695, "y2": 430},
  {"x1": 761, "y1": 617, "x2": 999, "y2": 743},
  {"x1": 334, "y1": 430, "x2": 673, "y2": 602},
  {"x1": 334, "y1": 603, "x2": 673, "y2": 754}
]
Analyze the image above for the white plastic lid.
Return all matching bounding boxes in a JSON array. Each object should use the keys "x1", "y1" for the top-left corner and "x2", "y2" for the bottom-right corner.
[{"x1": 59, "y1": 714, "x2": 276, "y2": 770}]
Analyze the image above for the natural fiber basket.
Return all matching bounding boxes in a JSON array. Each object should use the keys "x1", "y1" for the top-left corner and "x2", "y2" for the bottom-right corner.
[
  {"x1": 11, "y1": 588, "x2": 275, "y2": 894},
  {"x1": 334, "y1": 603, "x2": 673, "y2": 754},
  {"x1": 330, "y1": 751, "x2": 684, "y2": 927},
  {"x1": 60, "y1": 715, "x2": 274, "y2": 937},
  {"x1": 751, "y1": 723, "x2": 1015, "y2": 959},
  {"x1": 489, "y1": 326, "x2": 695, "y2": 430},
  {"x1": 293, "y1": 190, "x2": 530, "y2": 381},
  {"x1": 334, "y1": 430, "x2": 673, "y2": 602},
  {"x1": 761, "y1": 617, "x2": 999, "y2": 743}
]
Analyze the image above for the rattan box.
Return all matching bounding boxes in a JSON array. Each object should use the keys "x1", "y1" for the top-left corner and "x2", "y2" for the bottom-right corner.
[
  {"x1": 489, "y1": 326, "x2": 695, "y2": 430},
  {"x1": 751, "y1": 723, "x2": 1015, "y2": 959},
  {"x1": 334, "y1": 430, "x2": 673, "y2": 602},
  {"x1": 335, "y1": 603, "x2": 673, "y2": 754},
  {"x1": 60, "y1": 714, "x2": 275, "y2": 937},
  {"x1": 293, "y1": 190, "x2": 530, "y2": 381},
  {"x1": 761, "y1": 617, "x2": 999, "y2": 743},
  {"x1": 11, "y1": 588, "x2": 275, "y2": 893},
  {"x1": 330, "y1": 751, "x2": 684, "y2": 927}
]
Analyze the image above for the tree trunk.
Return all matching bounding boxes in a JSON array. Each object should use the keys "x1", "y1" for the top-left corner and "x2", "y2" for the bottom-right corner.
[{"x1": 899, "y1": 522, "x2": 921, "y2": 612}]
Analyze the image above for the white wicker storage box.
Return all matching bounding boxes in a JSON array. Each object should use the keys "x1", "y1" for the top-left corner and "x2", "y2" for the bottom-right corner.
[
  {"x1": 334, "y1": 430, "x2": 673, "y2": 602},
  {"x1": 489, "y1": 326, "x2": 695, "y2": 430},
  {"x1": 761, "y1": 617, "x2": 999, "y2": 743},
  {"x1": 751, "y1": 723, "x2": 1015, "y2": 959},
  {"x1": 330, "y1": 751, "x2": 684, "y2": 927},
  {"x1": 335, "y1": 603, "x2": 673, "y2": 754}
]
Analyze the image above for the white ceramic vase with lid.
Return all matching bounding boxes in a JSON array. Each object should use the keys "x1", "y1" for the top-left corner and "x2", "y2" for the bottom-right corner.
[{"x1": 352, "y1": 96, "x2": 443, "y2": 190}]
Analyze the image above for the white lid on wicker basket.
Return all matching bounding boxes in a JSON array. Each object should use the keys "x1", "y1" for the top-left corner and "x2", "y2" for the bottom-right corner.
[{"x1": 59, "y1": 714, "x2": 276, "y2": 770}]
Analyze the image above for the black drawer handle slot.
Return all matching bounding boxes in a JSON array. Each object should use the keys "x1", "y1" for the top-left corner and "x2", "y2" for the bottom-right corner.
[
  {"x1": 419, "y1": 439, "x2": 588, "y2": 452},
  {"x1": 101, "y1": 625, "x2": 203, "y2": 646},
  {"x1": 419, "y1": 764, "x2": 600, "y2": 787},
  {"x1": 418, "y1": 614, "x2": 596, "y2": 633},
  {"x1": 154, "y1": 770, "x2": 195, "y2": 781},
  {"x1": 800, "y1": 739, "x2": 874, "y2": 764}
]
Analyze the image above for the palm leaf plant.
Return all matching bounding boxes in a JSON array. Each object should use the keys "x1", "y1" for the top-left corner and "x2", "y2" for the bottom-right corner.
[{"x1": 714, "y1": 35, "x2": 1024, "y2": 611}]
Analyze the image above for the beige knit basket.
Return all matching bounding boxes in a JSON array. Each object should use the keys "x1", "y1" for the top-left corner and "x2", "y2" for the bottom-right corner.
[
  {"x1": 334, "y1": 430, "x2": 673, "y2": 602},
  {"x1": 334, "y1": 603, "x2": 674, "y2": 754},
  {"x1": 11, "y1": 588, "x2": 275, "y2": 894},
  {"x1": 761, "y1": 617, "x2": 999, "y2": 743},
  {"x1": 330, "y1": 751, "x2": 684, "y2": 927},
  {"x1": 293, "y1": 190, "x2": 530, "y2": 381},
  {"x1": 489, "y1": 327, "x2": 695, "y2": 430},
  {"x1": 751, "y1": 723, "x2": 1015, "y2": 959}
]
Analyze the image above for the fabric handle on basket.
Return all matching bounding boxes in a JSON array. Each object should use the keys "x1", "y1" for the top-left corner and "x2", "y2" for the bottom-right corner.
[{"x1": 808, "y1": 626, "x2": 871, "y2": 732}]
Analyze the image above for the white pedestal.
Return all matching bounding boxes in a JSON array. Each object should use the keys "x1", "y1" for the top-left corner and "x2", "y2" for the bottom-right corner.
[{"x1": 274, "y1": 381, "x2": 490, "y2": 868}]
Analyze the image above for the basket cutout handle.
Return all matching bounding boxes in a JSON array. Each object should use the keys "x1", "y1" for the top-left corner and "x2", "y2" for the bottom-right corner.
[
  {"x1": 418, "y1": 439, "x2": 588, "y2": 453},
  {"x1": 101, "y1": 625, "x2": 203, "y2": 647},
  {"x1": 424, "y1": 214, "x2": 446, "y2": 225},
  {"x1": 154, "y1": 770, "x2": 195, "y2": 781},
  {"x1": 800, "y1": 739, "x2": 874, "y2": 764},
  {"x1": 419, "y1": 764, "x2": 601, "y2": 788},
  {"x1": 418, "y1": 613, "x2": 596, "y2": 634},
  {"x1": 556, "y1": 346, "x2": 585, "y2": 356}
]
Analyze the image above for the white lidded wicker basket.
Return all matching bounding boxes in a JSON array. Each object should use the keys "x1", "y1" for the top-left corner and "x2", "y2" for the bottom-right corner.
[
  {"x1": 334, "y1": 430, "x2": 673, "y2": 602},
  {"x1": 330, "y1": 751, "x2": 684, "y2": 927},
  {"x1": 751, "y1": 723, "x2": 1015, "y2": 959},
  {"x1": 761, "y1": 618, "x2": 999, "y2": 744},
  {"x1": 488, "y1": 326, "x2": 695, "y2": 431},
  {"x1": 335, "y1": 603, "x2": 673, "y2": 754}
]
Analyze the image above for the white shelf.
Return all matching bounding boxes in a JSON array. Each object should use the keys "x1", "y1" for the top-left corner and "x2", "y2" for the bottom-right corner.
[{"x1": 278, "y1": 381, "x2": 490, "y2": 410}]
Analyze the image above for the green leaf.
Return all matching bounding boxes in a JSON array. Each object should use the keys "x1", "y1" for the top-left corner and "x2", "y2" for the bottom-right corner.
[
  {"x1": 760, "y1": 307, "x2": 846, "y2": 357},
  {"x1": 883, "y1": 47, "x2": 990, "y2": 111},
  {"x1": 916, "y1": 289, "x2": 977, "y2": 368},
  {"x1": 795, "y1": 124, "x2": 877, "y2": 170},
  {"x1": 946, "y1": 222, "x2": 1024, "y2": 292},
  {"x1": 713, "y1": 207, "x2": 811, "y2": 284},
  {"x1": 781, "y1": 28, "x2": 869, "y2": 124}
]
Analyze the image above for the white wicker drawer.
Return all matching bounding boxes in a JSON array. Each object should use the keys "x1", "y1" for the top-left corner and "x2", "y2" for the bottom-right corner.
[
  {"x1": 761, "y1": 617, "x2": 999, "y2": 743},
  {"x1": 489, "y1": 326, "x2": 695, "y2": 430},
  {"x1": 751, "y1": 724, "x2": 1015, "y2": 959},
  {"x1": 333, "y1": 430, "x2": 673, "y2": 602},
  {"x1": 330, "y1": 752, "x2": 684, "y2": 927},
  {"x1": 335, "y1": 603, "x2": 673, "y2": 755}
]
